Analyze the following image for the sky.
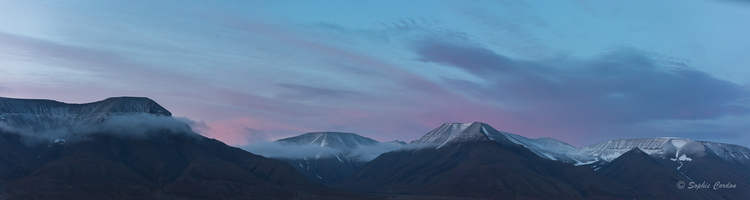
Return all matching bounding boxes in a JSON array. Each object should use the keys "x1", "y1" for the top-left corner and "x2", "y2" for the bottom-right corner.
[{"x1": 1, "y1": 0, "x2": 749, "y2": 148}]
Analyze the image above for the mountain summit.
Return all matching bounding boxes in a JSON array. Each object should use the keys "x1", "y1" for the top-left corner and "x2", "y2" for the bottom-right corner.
[
  {"x1": 271, "y1": 132, "x2": 387, "y2": 185},
  {"x1": 411, "y1": 122, "x2": 495, "y2": 146},
  {"x1": 412, "y1": 122, "x2": 581, "y2": 163},
  {"x1": 276, "y1": 132, "x2": 378, "y2": 153},
  {"x1": 0, "y1": 96, "x2": 171, "y2": 116},
  {"x1": 0, "y1": 97, "x2": 171, "y2": 131}
]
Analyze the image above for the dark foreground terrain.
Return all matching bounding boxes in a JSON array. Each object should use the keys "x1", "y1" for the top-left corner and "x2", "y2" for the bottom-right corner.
[
  {"x1": 0, "y1": 129, "x2": 370, "y2": 200},
  {"x1": 0, "y1": 97, "x2": 361, "y2": 199}
]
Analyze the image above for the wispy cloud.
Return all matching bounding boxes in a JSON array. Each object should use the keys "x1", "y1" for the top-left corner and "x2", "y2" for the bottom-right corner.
[
  {"x1": 276, "y1": 83, "x2": 359, "y2": 100},
  {"x1": 1, "y1": 1, "x2": 749, "y2": 148}
]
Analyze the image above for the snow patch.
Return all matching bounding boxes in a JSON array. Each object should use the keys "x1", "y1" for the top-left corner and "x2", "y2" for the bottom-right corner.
[
  {"x1": 574, "y1": 159, "x2": 598, "y2": 166},
  {"x1": 671, "y1": 154, "x2": 692, "y2": 162},
  {"x1": 335, "y1": 154, "x2": 343, "y2": 163},
  {"x1": 671, "y1": 140, "x2": 686, "y2": 149},
  {"x1": 481, "y1": 126, "x2": 494, "y2": 141},
  {"x1": 541, "y1": 152, "x2": 557, "y2": 161},
  {"x1": 600, "y1": 152, "x2": 624, "y2": 162},
  {"x1": 670, "y1": 153, "x2": 692, "y2": 162}
]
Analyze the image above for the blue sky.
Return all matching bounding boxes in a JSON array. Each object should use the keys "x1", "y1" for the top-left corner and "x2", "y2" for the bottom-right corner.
[{"x1": 1, "y1": 0, "x2": 749, "y2": 147}]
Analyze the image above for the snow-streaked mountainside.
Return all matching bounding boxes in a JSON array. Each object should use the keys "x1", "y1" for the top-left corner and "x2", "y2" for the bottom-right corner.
[
  {"x1": 414, "y1": 122, "x2": 750, "y2": 167},
  {"x1": 0, "y1": 96, "x2": 171, "y2": 131},
  {"x1": 571, "y1": 138, "x2": 750, "y2": 166},
  {"x1": 412, "y1": 122, "x2": 580, "y2": 163},
  {"x1": 269, "y1": 132, "x2": 402, "y2": 184},
  {"x1": 276, "y1": 132, "x2": 379, "y2": 153}
]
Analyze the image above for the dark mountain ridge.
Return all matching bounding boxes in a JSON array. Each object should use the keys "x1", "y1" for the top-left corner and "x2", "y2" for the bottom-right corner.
[
  {"x1": 333, "y1": 122, "x2": 750, "y2": 199},
  {"x1": 0, "y1": 97, "x2": 356, "y2": 200},
  {"x1": 333, "y1": 122, "x2": 640, "y2": 199},
  {"x1": 3, "y1": 97, "x2": 749, "y2": 199},
  {"x1": 0, "y1": 96, "x2": 171, "y2": 117}
]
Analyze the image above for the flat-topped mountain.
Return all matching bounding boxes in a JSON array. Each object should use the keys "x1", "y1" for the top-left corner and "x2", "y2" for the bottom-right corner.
[
  {"x1": 269, "y1": 132, "x2": 396, "y2": 185},
  {"x1": 571, "y1": 137, "x2": 750, "y2": 168},
  {"x1": 276, "y1": 132, "x2": 379, "y2": 153},
  {"x1": 596, "y1": 148, "x2": 725, "y2": 200},
  {"x1": 0, "y1": 97, "x2": 171, "y2": 132},
  {"x1": 0, "y1": 96, "x2": 171, "y2": 116}
]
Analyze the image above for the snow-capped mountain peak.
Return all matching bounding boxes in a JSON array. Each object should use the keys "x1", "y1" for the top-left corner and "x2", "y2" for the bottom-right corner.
[
  {"x1": 412, "y1": 122, "x2": 490, "y2": 147},
  {"x1": 276, "y1": 131, "x2": 379, "y2": 152},
  {"x1": 411, "y1": 122, "x2": 579, "y2": 162}
]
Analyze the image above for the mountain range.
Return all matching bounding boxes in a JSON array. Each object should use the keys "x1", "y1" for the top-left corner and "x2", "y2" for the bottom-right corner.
[
  {"x1": 0, "y1": 97, "x2": 357, "y2": 200},
  {"x1": 1, "y1": 97, "x2": 749, "y2": 199},
  {"x1": 333, "y1": 122, "x2": 750, "y2": 199}
]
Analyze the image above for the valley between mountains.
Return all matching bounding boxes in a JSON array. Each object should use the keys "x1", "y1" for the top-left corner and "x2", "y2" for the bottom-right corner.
[{"x1": 1, "y1": 97, "x2": 748, "y2": 199}]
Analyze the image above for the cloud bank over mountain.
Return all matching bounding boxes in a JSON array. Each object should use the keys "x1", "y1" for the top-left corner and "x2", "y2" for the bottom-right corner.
[
  {"x1": 242, "y1": 142, "x2": 404, "y2": 162},
  {"x1": 0, "y1": 114, "x2": 197, "y2": 145}
]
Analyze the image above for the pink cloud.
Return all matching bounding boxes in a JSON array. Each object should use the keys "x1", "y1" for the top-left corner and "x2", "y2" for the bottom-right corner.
[{"x1": 195, "y1": 117, "x2": 313, "y2": 146}]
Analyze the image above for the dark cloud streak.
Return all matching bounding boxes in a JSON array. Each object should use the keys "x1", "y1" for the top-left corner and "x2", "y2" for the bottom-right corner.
[{"x1": 414, "y1": 39, "x2": 750, "y2": 143}]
